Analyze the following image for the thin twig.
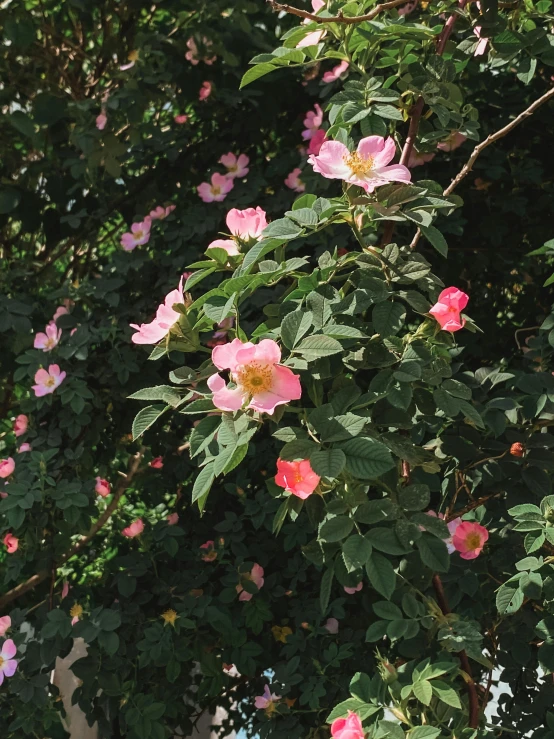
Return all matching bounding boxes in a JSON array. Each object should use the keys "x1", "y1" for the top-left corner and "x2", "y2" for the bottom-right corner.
[
  {"x1": 446, "y1": 492, "x2": 503, "y2": 522},
  {"x1": 267, "y1": 0, "x2": 411, "y2": 24}
]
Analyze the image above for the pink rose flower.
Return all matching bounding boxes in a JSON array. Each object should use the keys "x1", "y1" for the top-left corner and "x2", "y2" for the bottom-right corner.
[
  {"x1": 297, "y1": 29, "x2": 326, "y2": 47},
  {"x1": 200, "y1": 540, "x2": 217, "y2": 562},
  {"x1": 32, "y1": 365, "x2": 66, "y2": 397},
  {"x1": 325, "y1": 617, "x2": 339, "y2": 634},
  {"x1": 34, "y1": 322, "x2": 62, "y2": 352},
  {"x1": 174, "y1": 114, "x2": 188, "y2": 124},
  {"x1": 149, "y1": 205, "x2": 175, "y2": 220},
  {"x1": 130, "y1": 277, "x2": 185, "y2": 344},
  {"x1": 95, "y1": 477, "x2": 111, "y2": 497},
  {"x1": 437, "y1": 131, "x2": 467, "y2": 152},
  {"x1": 331, "y1": 711, "x2": 366, "y2": 739},
  {"x1": 452, "y1": 521, "x2": 489, "y2": 560},
  {"x1": 344, "y1": 582, "x2": 363, "y2": 595},
  {"x1": 302, "y1": 103, "x2": 324, "y2": 141},
  {"x1": 53, "y1": 305, "x2": 69, "y2": 322},
  {"x1": 226, "y1": 207, "x2": 267, "y2": 240},
  {"x1": 0, "y1": 639, "x2": 18, "y2": 685},
  {"x1": 197, "y1": 173, "x2": 234, "y2": 203},
  {"x1": 429, "y1": 287, "x2": 469, "y2": 332},
  {"x1": 425, "y1": 511, "x2": 461, "y2": 553},
  {"x1": 219, "y1": 153, "x2": 250, "y2": 179},
  {"x1": 254, "y1": 684, "x2": 281, "y2": 710},
  {"x1": 310, "y1": 135, "x2": 411, "y2": 193},
  {"x1": 96, "y1": 113, "x2": 107, "y2": 130},
  {"x1": 3, "y1": 533, "x2": 18, "y2": 554},
  {"x1": 18, "y1": 443, "x2": 31, "y2": 453},
  {"x1": 167, "y1": 512, "x2": 179, "y2": 525},
  {"x1": 185, "y1": 36, "x2": 216, "y2": 66},
  {"x1": 284, "y1": 168, "x2": 306, "y2": 193},
  {"x1": 0, "y1": 617, "x2": 11, "y2": 637},
  {"x1": 473, "y1": 26, "x2": 489, "y2": 56},
  {"x1": 122, "y1": 518, "x2": 144, "y2": 538},
  {"x1": 307, "y1": 129, "x2": 327, "y2": 156},
  {"x1": 207, "y1": 239, "x2": 241, "y2": 257},
  {"x1": 322, "y1": 60, "x2": 349, "y2": 83},
  {"x1": 150, "y1": 456, "x2": 164, "y2": 469},
  {"x1": 120, "y1": 220, "x2": 151, "y2": 251},
  {"x1": 0, "y1": 458, "x2": 15, "y2": 479},
  {"x1": 407, "y1": 149, "x2": 436, "y2": 167},
  {"x1": 398, "y1": 1, "x2": 417, "y2": 14},
  {"x1": 208, "y1": 338, "x2": 301, "y2": 415},
  {"x1": 275, "y1": 458, "x2": 320, "y2": 499},
  {"x1": 237, "y1": 563, "x2": 264, "y2": 602},
  {"x1": 199, "y1": 80, "x2": 212, "y2": 101},
  {"x1": 61, "y1": 581, "x2": 70, "y2": 600},
  {"x1": 13, "y1": 415, "x2": 28, "y2": 437}
]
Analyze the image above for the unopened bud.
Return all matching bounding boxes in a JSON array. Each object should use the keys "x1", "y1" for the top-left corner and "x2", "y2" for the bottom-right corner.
[{"x1": 510, "y1": 442, "x2": 525, "y2": 458}]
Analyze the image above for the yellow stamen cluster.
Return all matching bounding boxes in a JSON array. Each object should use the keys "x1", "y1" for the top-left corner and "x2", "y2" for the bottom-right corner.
[
  {"x1": 343, "y1": 151, "x2": 374, "y2": 177},
  {"x1": 161, "y1": 608, "x2": 179, "y2": 626},
  {"x1": 465, "y1": 533, "x2": 482, "y2": 549},
  {"x1": 235, "y1": 362, "x2": 273, "y2": 395},
  {"x1": 70, "y1": 604, "x2": 83, "y2": 619}
]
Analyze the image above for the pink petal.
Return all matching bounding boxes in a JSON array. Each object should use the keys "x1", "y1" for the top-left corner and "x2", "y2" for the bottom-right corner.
[
  {"x1": 3, "y1": 659, "x2": 17, "y2": 677},
  {"x1": 1, "y1": 639, "x2": 16, "y2": 660}
]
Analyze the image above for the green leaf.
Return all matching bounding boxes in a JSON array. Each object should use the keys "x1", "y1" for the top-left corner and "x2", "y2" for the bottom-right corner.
[
  {"x1": 399, "y1": 484, "x2": 430, "y2": 511},
  {"x1": 342, "y1": 535, "x2": 372, "y2": 571},
  {"x1": 319, "y1": 516, "x2": 354, "y2": 543},
  {"x1": 372, "y1": 302, "x2": 406, "y2": 336},
  {"x1": 189, "y1": 416, "x2": 221, "y2": 458},
  {"x1": 192, "y1": 463, "x2": 215, "y2": 506},
  {"x1": 373, "y1": 601, "x2": 402, "y2": 620},
  {"x1": 128, "y1": 385, "x2": 182, "y2": 406},
  {"x1": 413, "y1": 679, "x2": 433, "y2": 706},
  {"x1": 309, "y1": 448, "x2": 346, "y2": 478},
  {"x1": 320, "y1": 567, "x2": 334, "y2": 614},
  {"x1": 240, "y1": 62, "x2": 277, "y2": 88},
  {"x1": 262, "y1": 217, "x2": 303, "y2": 240},
  {"x1": 0, "y1": 188, "x2": 21, "y2": 214},
  {"x1": 296, "y1": 335, "x2": 343, "y2": 360},
  {"x1": 98, "y1": 609, "x2": 121, "y2": 631},
  {"x1": 366, "y1": 552, "x2": 396, "y2": 599},
  {"x1": 417, "y1": 535, "x2": 450, "y2": 572},
  {"x1": 409, "y1": 727, "x2": 441, "y2": 739},
  {"x1": 281, "y1": 310, "x2": 313, "y2": 350},
  {"x1": 496, "y1": 584, "x2": 524, "y2": 615},
  {"x1": 431, "y1": 680, "x2": 462, "y2": 709},
  {"x1": 132, "y1": 404, "x2": 168, "y2": 440},
  {"x1": 340, "y1": 437, "x2": 395, "y2": 479},
  {"x1": 420, "y1": 225, "x2": 448, "y2": 257}
]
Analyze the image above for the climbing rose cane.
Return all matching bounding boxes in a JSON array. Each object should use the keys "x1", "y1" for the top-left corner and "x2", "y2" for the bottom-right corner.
[
  {"x1": 32, "y1": 364, "x2": 66, "y2": 397},
  {"x1": 452, "y1": 521, "x2": 489, "y2": 560},
  {"x1": 331, "y1": 711, "x2": 366, "y2": 739},
  {"x1": 130, "y1": 278, "x2": 185, "y2": 344},
  {"x1": 429, "y1": 287, "x2": 469, "y2": 332},
  {"x1": 275, "y1": 459, "x2": 320, "y2": 499}
]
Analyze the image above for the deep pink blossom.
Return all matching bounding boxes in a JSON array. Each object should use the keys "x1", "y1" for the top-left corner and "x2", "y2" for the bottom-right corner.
[
  {"x1": 32, "y1": 365, "x2": 66, "y2": 397},
  {"x1": 149, "y1": 205, "x2": 175, "y2": 220},
  {"x1": 0, "y1": 639, "x2": 17, "y2": 685},
  {"x1": 207, "y1": 239, "x2": 240, "y2": 256},
  {"x1": 3, "y1": 533, "x2": 18, "y2": 554},
  {"x1": 130, "y1": 278, "x2": 184, "y2": 344},
  {"x1": 18, "y1": 444, "x2": 31, "y2": 453},
  {"x1": 284, "y1": 168, "x2": 306, "y2": 193},
  {"x1": 331, "y1": 711, "x2": 365, "y2": 739},
  {"x1": 219, "y1": 153, "x2": 250, "y2": 179},
  {"x1": 14, "y1": 415, "x2": 28, "y2": 437},
  {"x1": 452, "y1": 521, "x2": 489, "y2": 560},
  {"x1": 437, "y1": 132, "x2": 467, "y2": 152},
  {"x1": 309, "y1": 135, "x2": 411, "y2": 193},
  {"x1": 254, "y1": 685, "x2": 281, "y2": 710},
  {"x1": 208, "y1": 338, "x2": 301, "y2": 415},
  {"x1": 34, "y1": 322, "x2": 62, "y2": 352},
  {"x1": 302, "y1": 103, "x2": 324, "y2": 141},
  {"x1": 120, "y1": 220, "x2": 151, "y2": 251},
  {"x1": 344, "y1": 582, "x2": 363, "y2": 595},
  {"x1": 0, "y1": 617, "x2": 10, "y2": 637},
  {"x1": 408, "y1": 149, "x2": 436, "y2": 167},
  {"x1": 275, "y1": 459, "x2": 320, "y2": 499},
  {"x1": 96, "y1": 113, "x2": 107, "y2": 130},
  {"x1": 226, "y1": 207, "x2": 267, "y2": 240},
  {"x1": 122, "y1": 519, "x2": 144, "y2": 538},
  {"x1": 237, "y1": 563, "x2": 265, "y2": 601},
  {"x1": 167, "y1": 512, "x2": 179, "y2": 525},
  {"x1": 322, "y1": 60, "x2": 349, "y2": 83},
  {"x1": 0, "y1": 458, "x2": 15, "y2": 479},
  {"x1": 429, "y1": 287, "x2": 469, "y2": 332},
  {"x1": 325, "y1": 617, "x2": 339, "y2": 634},
  {"x1": 95, "y1": 477, "x2": 111, "y2": 497},
  {"x1": 174, "y1": 114, "x2": 188, "y2": 124},
  {"x1": 199, "y1": 81, "x2": 212, "y2": 101},
  {"x1": 307, "y1": 128, "x2": 327, "y2": 156},
  {"x1": 197, "y1": 173, "x2": 234, "y2": 203},
  {"x1": 150, "y1": 456, "x2": 164, "y2": 469}
]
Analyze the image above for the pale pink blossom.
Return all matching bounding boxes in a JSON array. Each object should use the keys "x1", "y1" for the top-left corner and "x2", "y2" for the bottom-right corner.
[
  {"x1": 13, "y1": 415, "x2": 28, "y2": 437},
  {"x1": 297, "y1": 30, "x2": 326, "y2": 47},
  {"x1": 452, "y1": 521, "x2": 489, "y2": 560},
  {"x1": 167, "y1": 513, "x2": 179, "y2": 525},
  {"x1": 199, "y1": 81, "x2": 212, "y2": 101},
  {"x1": 149, "y1": 205, "x2": 176, "y2": 220},
  {"x1": 237, "y1": 563, "x2": 264, "y2": 601},
  {"x1": 197, "y1": 173, "x2": 234, "y2": 203},
  {"x1": 307, "y1": 129, "x2": 327, "y2": 156},
  {"x1": 275, "y1": 459, "x2": 320, "y2": 499},
  {"x1": 61, "y1": 581, "x2": 70, "y2": 600},
  {"x1": 437, "y1": 132, "x2": 467, "y2": 152},
  {"x1": 0, "y1": 617, "x2": 11, "y2": 637},
  {"x1": 96, "y1": 113, "x2": 107, "y2": 130},
  {"x1": 309, "y1": 135, "x2": 411, "y2": 193},
  {"x1": 18, "y1": 444, "x2": 31, "y2": 453},
  {"x1": 120, "y1": 220, "x2": 151, "y2": 251},
  {"x1": 120, "y1": 50, "x2": 139, "y2": 71},
  {"x1": 130, "y1": 278, "x2": 184, "y2": 344},
  {"x1": 200, "y1": 540, "x2": 217, "y2": 562},
  {"x1": 302, "y1": 104, "x2": 324, "y2": 141},
  {"x1": 226, "y1": 207, "x2": 267, "y2": 240},
  {"x1": 174, "y1": 114, "x2": 188, "y2": 124},
  {"x1": 95, "y1": 477, "x2": 111, "y2": 497},
  {"x1": 185, "y1": 36, "x2": 216, "y2": 66},
  {"x1": 0, "y1": 459, "x2": 15, "y2": 479},
  {"x1": 344, "y1": 582, "x2": 363, "y2": 595},
  {"x1": 207, "y1": 239, "x2": 240, "y2": 256},
  {"x1": 53, "y1": 306, "x2": 69, "y2": 322},
  {"x1": 429, "y1": 287, "x2": 469, "y2": 332},
  {"x1": 122, "y1": 518, "x2": 145, "y2": 538},
  {"x1": 331, "y1": 711, "x2": 365, "y2": 739},
  {"x1": 3, "y1": 533, "x2": 18, "y2": 554},
  {"x1": 285, "y1": 168, "x2": 306, "y2": 193},
  {"x1": 322, "y1": 60, "x2": 349, "y2": 83},
  {"x1": 219, "y1": 153, "x2": 250, "y2": 179},
  {"x1": 32, "y1": 365, "x2": 67, "y2": 397},
  {"x1": 208, "y1": 338, "x2": 301, "y2": 415},
  {"x1": 325, "y1": 617, "x2": 339, "y2": 634},
  {"x1": 34, "y1": 322, "x2": 62, "y2": 352},
  {"x1": 254, "y1": 684, "x2": 281, "y2": 710},
  {"x1": 0, "y1": 639, "x2": 18, "y2": 685},
  {"x1": 408, "y1": 149, "x2": 436, "y2": 167},
  {"x1": 473, "y1": 26, "x2": 489, "y2": 56},
  {"x1": 425, "y1": 511, "x2": 461, "y2": 553},
  {"x1": 150, "y1": 456, "x2": 164, "y2": 469}
]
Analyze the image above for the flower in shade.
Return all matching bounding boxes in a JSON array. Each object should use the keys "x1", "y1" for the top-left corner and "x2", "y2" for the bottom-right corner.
[
  {"x1": 174, "y1": 114, "x2": 188, "y2": 124},
  {"x1": 344, "y1": 582, "x2": 363, "y2": 595},
  {"x1": 120, "y1": 49, "x2": 139, "y2": 70},
  {"x1": 0, "y1": 617, "x2": 10, "y2": 638},
  {"x1": 452, "y1": 521, "x2": 489, "y2": 560},
  {"x1": 197, "y1": 173, "x2": 234, "y2": 203},
  {"x1": 150, "y1": 456, "x2": 164, "y2": 469},
  {"x1": 34, "y1": 322, "x2": 62, "y2": 352},
  {"x1": 32, "y1": 365, "x2": 66, "y2": 397},
  {"x1": 407, "y1": 149, "x2": 436, "y2": 168},
  {"x1": 322, "y1": 60, "x2": 349, "y2": 83},
  {"x1": 164, "y1": 512, "x2": 178, "y2": 526},
  {"x1": 120, "y1": 220, "x2": 151, "y2": 251},
  {"x1": 307, "y1": 128, "x2": 327, "y2": 156},
  {"x1": 161, "y1": 608, "x2": 179, "y2": 627},
  {"x1": 69, "y1": 603, "x2": 83, "y2": 626},
  {"x1": 302, "y1": 103, "x2": 324, "y2": 141},
  {"x1": 0, "y1": 458, "x2": 15, "y2": 479},
  {"x1": 208, "y1": 338, "x2": 301, "y2": 415},
  {"x1": 219, "y1": 153, "x2": 250, "y2": 179},
  {"x1": 425, "y1": 511, "x2": 461, "y2": 554},
  {"x1": 473, "y1": 26, "x2": 489, "y2": 56},
  {"x1": 331, "y1": 711, "x2": 366, "y2": 739},
  {"x1": 275, "y1": 459, "x2": 320, "y2": 499},
  {"x1": 185, "y1": 36, "x2": 216, "y2": 65},
  {"x1": 199, "y1": 81, "x2": 212, "y2": 101},
  {"x1": 237, "y1": 563, "x2": 264, "y2": 601},
  {"x1": 325, "y1": 617, "x2": 339, "y2": 634},
  {"x1": 149, "y1": 205, "x2": 175, "y2": 220},
  {"x1": 95, "y1": 477, "x2": 111, "y2": 497},
  {"x1": 255, "y1": 684, "x2": 281, "y2": 714},
  {"x1": 309, "y1": 135, "x2": 411, "y2": 193},
  {"x1": 284, "y1": 168, "x2": 306, "y2": 193},
  {"x1": 207, "y1": 238, "x2": 240, "y2": 257},
  {"x1": 398, "y1": 0, "x2": 417, "y2": 14},
  {"x1": 271, "y1": 625, "x2": 293, "y2": 643},
  {"x1": 18, "y1": 443, "x2": 31, "y2": 453},
  {"x1": 0, "y1": 640, "x2": 18, "y2": 685},
  {"x1": 96, "y1": 113, "x2": 107, "y2": 130},
  {"x1": 200, "y1": 540, "x2": 217, "y2": 562},
  {"x1": 13, "y1": 415, "x2": 28, "y2": 437},
  {"x1": 61, "y1": 581, "x2": 70, "y2": 600},
  {"x1": 130, "y1": 278, "x2": 184, "y2": 344},
  {"x1": 437, "y1": 131, "x2": 467, "y2": 152},
  {"x1": 429, "y1": 287, "x2": 469, "y2": 332},
  {"x1": 122, "y1": 519, "x2": 145, "y2": 538},
  {"x1": 3, "y1": 533, "x2": 18, "y2": 554},
  {"x1": 226, "y1": 207, "x2": 267, "y2": 241},
  {"x1": 53, "y1": 305, "x2": 69, "y2": 322}
]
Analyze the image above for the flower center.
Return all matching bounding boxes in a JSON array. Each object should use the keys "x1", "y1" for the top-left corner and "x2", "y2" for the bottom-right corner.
[
  {"x1": 228, "y1": 164, "x2": 238, "y2": 172},
  {"x1": 70, "y1": 604, "x2": 83, "y2": 619},
  {"x1": 211, "y1": 186, "x2": 221, "y2": 195},
  {"x1": 0, "y1": 657, "x2": 4, "y2": 668},
  {"x1": 344, "y1": 151, "x2": 374, "y2": 178},
  {"x1": 235, "y1": 362, "x2": 273, "y2": 395},
  {"x1": 294, "y1": 470, "x2": 304, "y2": 484},
  {"x1": 466, "y1": 533, "x2": 481, "y2": 549},
  {"x1": 45, "y1": 376, "x2": 56, "y2": 387},
  {"x1": 134, "y1": 230, "x2": 144, "y2": 240}
]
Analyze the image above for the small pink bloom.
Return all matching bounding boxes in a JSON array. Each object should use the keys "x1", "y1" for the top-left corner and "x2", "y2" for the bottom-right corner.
[
  {"x1": 53, "y1": 305, "x2": 69, "y2": 322},
  {"x1": 120, "y1": 220, "x2": 151, "y2": 251},
  {"x1": 18, "y1": 444, "x2": 31, "y2": 453},
  {"x1": 297, "y1": 29, "x2": 326, "y2": 48},
  {"x1": 0, "y1": 639, "x2": 18, "y2": 685},
  {"x1": 150, "y1": 456, "x2": 164, "y2": 469},
  {"x1": 199, "y1": 81, "x2": 212, "y2": 101},
  {"x1": 61, "y1": 581, "x2": 70, "y2": 600},
  {"x1": 429, "y1": 287, "x2": 469, "y2": 332},
  {"x1": 207, "y1": 239, "x2": 240, "y2": 257},
  {"x1": 275, "y1": 459, "x2": 320, "y2": 499},
  {"x1": 284, "y1": 168, "x2": 306, "y2": 193},
  {"x1": 322, "y1": 60, "x2": 349, "y2": 83},
  {"x1": 309, "y1": 135, "x2": 411, "y2": 193},
  {"x1": 408, "y1": 149, "x2": 436, "y2": 168},
  {"x1": 437, "y1": 132, "x2": 467, "y2": 152},
  {"x1": 237, "y1": 563, "x2": 264, "y2": 601},
  {"x1": 331, "y1": 711, "x2": 365, "y2": 739},
  {"x1": 307, "y1": 129, "x2": 327, "y2": 156},
  {"x1": 122, "y1": 518, "x2": 145, "y2": 538},
  {"x1": 130, "y1": 278, "x2": 185, "y2": 344},
  {"x1": 225, "y1": 207, "x2": 267, "y2": 240},
  {"x1": 13, "y1": 415, "x2": 28, "y2": 437},
  {"x1": 3, "y1": 533, "x2": 18, "y2": 554},
  {"x1": 0, "y1": 458, "x2": 15, "y2": 479},
  {"x1": 254, "y1": 684, "x2": 281, "y2": 710},
  {"x1": 398, "y1": 0, "x2": 417, "y2": 14},
  {"x1": 0, "y1": 617, "x2": 11, "y2": 637},
  {"x1": 96, "y1": 113, "x2": 107, "y2": 130},
  {"x1": 452, "y1": 521, "x2": 489, "y2": 560},
  {"x1": 219, "y1": 153, "x2": 250, "y2": 179},
  {"x1": 311, "y1": 0, "x2": 325, "y2": 10},
  {"x1": 167, "y1": 513, "x2": 179, "y2": 525},
  {"x1": 174, "y1": 114, "x2": 188, "y2": 124},
  {"x1": 344, "y1": 582, "x2": 363, "y2": 595},
  {"x1": 95, "y1": 477, "x2": 111, "y2": 497},
  {"x1": 149, "y1": 205, "x2": 176, "y2": 220},
  {"x1": 34, "y1": 322, "x2": 62, "y2": 352},
  {"x1": 32, "y1": 364, "x2": 66, "y2": 397},
  {"x1": 425, "y1": 511, "x2": 461, "y2": 553},
  {"x1": 185, "y1": 36, "x2": 216, "y2": 65},
  {"x1": 302, "y1": 103, "x2": 324, "y2": 141},
  {"x1": 197, "y1": 173, "x2": 234, "y2": 203},
  {"x1": 325, "y1": 617, "x2": 339, "y2": 634},
  {"x1": 200, "y1": 540, "x2": 217, "y2": 562},
  {"x1": 473, "y1": 26, "x2": 489, "y2": 56},
  {"x1": 208, "y1": 338, "x2": 301, "y2": 415}
]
